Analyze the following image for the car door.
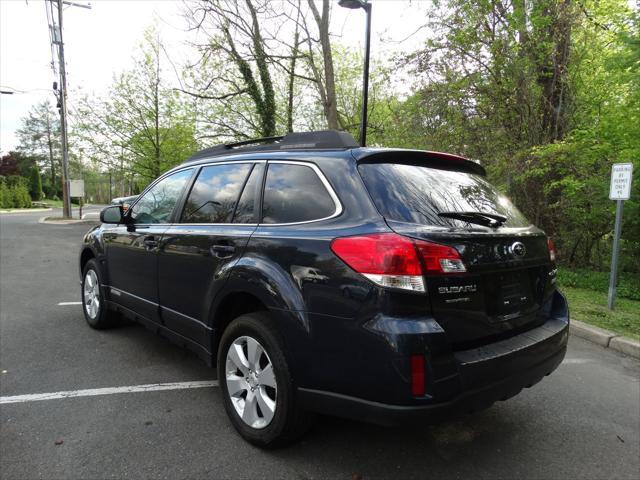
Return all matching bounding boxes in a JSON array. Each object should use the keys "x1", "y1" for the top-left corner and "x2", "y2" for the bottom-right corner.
[
  {"x1": 103, "y1": 168, "x2": 195, "y2": 323},
  {"x1": 157, "y1": 161, "x2": 263, "y2": 345}
]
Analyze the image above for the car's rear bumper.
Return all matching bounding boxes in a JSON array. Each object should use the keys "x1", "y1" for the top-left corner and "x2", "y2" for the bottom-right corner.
[{"x1": 299, "y1": 313, "x2": 569, "y2": 426}]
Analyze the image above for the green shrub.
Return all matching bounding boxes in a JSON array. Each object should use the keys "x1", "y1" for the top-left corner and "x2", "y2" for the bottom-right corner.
[
  {"x1": 11, "y1": 184, "x2": 31, "y2": 208},
  {"x1": 0, "y1": 181, "x2": 9, "y2": 208},
  {"x1": 558, "y1": 268, "x2": 640, "y2": 301},
  {"x1": 29, "y1": 168, "x2": 43, "y2": 201}
]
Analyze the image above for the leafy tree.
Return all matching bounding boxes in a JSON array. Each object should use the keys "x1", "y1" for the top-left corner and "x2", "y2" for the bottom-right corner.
[
  {"x1": 300, "y1": 0, "x2": 341, "y2": 129},
  {"x1": 15, "y1": 100, "x2": 61, "y2": 195},
  {"x1": 0, "y1": 151, "x2": 36, "y2": 177},
  {"x1": 29, "y1": 168, "x2": 43, "y2": 201},
  {"x1": 75, "y1": 27, "x2": 198, "y2": 184},
  {"x1": 183, "y1": 0, "x2": 278, "y2": 139},
  {"x1": 396, "y1": 0, "x2": 638, "y2": 270},
  {"x1": 509, "y1": 0, "x2": 639, "y2": 269},
  {"x1": 1, "y1": 176, "x2": 32, "y2": 208}
]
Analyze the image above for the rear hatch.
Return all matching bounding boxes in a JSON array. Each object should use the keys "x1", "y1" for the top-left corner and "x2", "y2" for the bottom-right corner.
[{"x1": 358, "y1": 154, "x2": 556, "y2": 349}]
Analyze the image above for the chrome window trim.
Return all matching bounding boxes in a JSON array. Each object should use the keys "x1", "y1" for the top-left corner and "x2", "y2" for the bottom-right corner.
[
  {"x1": 125, "y1": 159, "x2": 342, "y2": 228},
  {"x1": 260, "y1": 160, "x2": 343, "y2": 227},
  {"x1": 168, "y1": 223, "x2": 258, "y2": 228},
  {"x1": 129, "y1": 161, "x2": 261, "y2": 228}
]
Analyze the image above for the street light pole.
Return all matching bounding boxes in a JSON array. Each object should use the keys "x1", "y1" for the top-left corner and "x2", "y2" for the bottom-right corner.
[
  {"x1": 338, "y1": 0, "x2": 372, "y2": 147},
  {"x1": 360, "y1": 2, "x2": 371, "y2": 147}
]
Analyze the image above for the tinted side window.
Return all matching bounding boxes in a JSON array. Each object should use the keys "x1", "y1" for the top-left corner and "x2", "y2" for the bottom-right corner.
[
  {"x1": 232, "y1": 163, "x2": 263, "y2": 224},
  {"x1": 130, "y1": 169, "x2": 193, "y2": 224},
  {"x1": 262, "y1": 163, "x2": 336, "y2": 224},
  {"x1": 181, "y1": 163, "x2": 252, "y2": 223}
]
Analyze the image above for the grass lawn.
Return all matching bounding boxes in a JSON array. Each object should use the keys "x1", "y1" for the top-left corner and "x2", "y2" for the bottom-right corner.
[{"x1": 561, "y1": 285, "x2": 640, "y2": 340}]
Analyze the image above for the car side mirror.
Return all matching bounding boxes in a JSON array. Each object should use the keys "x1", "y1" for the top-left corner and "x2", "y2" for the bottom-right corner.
[{"x1": 100, "y1": 205, "x2": 124, "y2": 224}]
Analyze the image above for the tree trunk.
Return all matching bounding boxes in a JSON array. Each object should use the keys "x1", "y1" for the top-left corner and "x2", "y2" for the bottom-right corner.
[
  {"x1": 246, "y1": 0, "x2": 276, "y2": 137},
  {"x1": 536, "y1": 0, "x2": 574, "y2": 143},
  {"x1": 154, "y1": 36, "x2": 161, "y2": 178},
  {"x1": 308, "y1": 0, "x2": 340, "y2": 129},
  {"x1": 287, "y1": 23, "x2": 300, "y2": 133}
]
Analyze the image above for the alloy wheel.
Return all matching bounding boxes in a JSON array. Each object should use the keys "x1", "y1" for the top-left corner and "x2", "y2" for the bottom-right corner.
[
  {"x1": 225, "y1": 335, "x2": 277, "y2": 429},
  {"x1": 83, "y1": 269, "x2": 100, "y2": 319}
]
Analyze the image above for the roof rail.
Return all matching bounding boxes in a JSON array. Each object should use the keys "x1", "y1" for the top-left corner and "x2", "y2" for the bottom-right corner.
[{"x1": 185, "y1": 130, "x2": 359, "y2": 163}]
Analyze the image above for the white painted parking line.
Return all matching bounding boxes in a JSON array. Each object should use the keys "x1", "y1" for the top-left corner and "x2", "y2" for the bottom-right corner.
[
  {"x1": 563, "y1": 358, "x2": 592, "y2": 365},
  {"x1": 0, "y1": 380, "x2": 219, "y2": 405},
  {"x1": 57, "y1": 301, "x2": 82, "y2": 306}
]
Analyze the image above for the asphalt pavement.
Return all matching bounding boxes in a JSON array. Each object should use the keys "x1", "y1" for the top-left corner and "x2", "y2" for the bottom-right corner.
[{"x1": 1, "y1": 209, "x2": 639, "y2": 479}]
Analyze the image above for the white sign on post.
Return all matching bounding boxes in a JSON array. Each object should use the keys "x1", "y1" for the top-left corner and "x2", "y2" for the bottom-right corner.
[
  {"x1": 609, "y1": 163, "x2": 633, "y2": 200},
  {"x1": 607, "y1": 163, "x2": 633, "y2": 310},
  {"x1": 69, "y1": 180, "x2": 85, "y2": 198}
]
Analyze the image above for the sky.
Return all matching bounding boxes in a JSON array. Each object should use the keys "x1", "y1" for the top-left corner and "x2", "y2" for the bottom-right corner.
[{"x1": 0, "y1": 0, "x2": 428, "y2": 156}]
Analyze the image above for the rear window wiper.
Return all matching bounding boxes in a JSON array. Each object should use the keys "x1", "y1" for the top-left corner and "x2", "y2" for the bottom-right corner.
[{"x1": 437, "y1": 211, "x2": 507, "y2": 228}]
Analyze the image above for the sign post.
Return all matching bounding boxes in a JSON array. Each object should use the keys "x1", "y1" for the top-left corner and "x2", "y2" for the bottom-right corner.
[
  {"x1": 69, "y1": 180, "x2": 85, "y2": 220},
  {"x1": 607, "y1": 163, "x2": 633, "y2": 310}
]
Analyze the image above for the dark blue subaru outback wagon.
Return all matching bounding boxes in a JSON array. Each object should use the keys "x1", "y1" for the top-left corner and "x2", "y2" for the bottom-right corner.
[{"x1": 80, "y1": 130, "x2": 569, "y2": 447}]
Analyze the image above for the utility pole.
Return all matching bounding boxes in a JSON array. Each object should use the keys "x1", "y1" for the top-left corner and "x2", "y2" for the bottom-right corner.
[
  {"x1": 58, "y1": 0, "x2": 71, "y2": 217},
  {"x1": 48, "y1": 0, "x2": 91, "y2": 218}
]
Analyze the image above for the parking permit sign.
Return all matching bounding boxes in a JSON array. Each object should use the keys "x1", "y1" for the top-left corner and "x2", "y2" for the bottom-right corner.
[
  {"x1": 609, "y1": 163, "x2": 633, "y2": 200},
  {"x1": 69, "y1": 180, "x2": 85, "y2": 198}
]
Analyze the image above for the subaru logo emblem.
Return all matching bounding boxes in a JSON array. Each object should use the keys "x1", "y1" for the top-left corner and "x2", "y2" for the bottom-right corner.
[{"x1": 511, "y1": 241, "x2": 526, "y2": 257}]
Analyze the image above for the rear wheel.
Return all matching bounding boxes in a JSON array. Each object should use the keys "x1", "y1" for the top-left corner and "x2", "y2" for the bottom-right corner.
[
  {"x1": 217, "y1": 312, "x2": 313, "y2": 448},
  {"x1": 81, "y1": 259, "x2": 118, "y2": 329}
]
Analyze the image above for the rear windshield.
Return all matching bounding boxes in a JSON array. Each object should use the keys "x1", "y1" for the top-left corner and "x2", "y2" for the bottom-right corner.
[{"x1": 358, "y1": 163, "x2": 530, "y2": 228}]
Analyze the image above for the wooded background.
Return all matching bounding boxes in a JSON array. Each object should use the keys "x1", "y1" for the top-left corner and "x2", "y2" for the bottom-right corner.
[{"x1": 2, "y1": 0, "x2": 638, "y2": 276}]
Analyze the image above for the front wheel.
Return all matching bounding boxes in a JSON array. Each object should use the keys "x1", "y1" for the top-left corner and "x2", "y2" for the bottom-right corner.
[
  {"x1": 217, "y1": 312, "x2": 313, "y2": 448},
  {"x1": 81, "y1": 259, "x2": 118, "y2": 329}
]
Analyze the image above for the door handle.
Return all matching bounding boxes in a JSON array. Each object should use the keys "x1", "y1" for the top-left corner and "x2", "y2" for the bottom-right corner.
[
  {"x1": 210, "y1": 244, "x2": 236, "y2": 258},
  {"x1": 143, "y1": 236, "x2": 158, "y2": 249}
]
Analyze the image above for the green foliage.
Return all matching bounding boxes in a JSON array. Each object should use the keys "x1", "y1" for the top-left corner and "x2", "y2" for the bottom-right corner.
[
  {"x1": 0, "y1": 176, "x2": 32, "y2": 209},
  {"x1": 15, "y1": 101, "x2": 61, "y2": 190},
  {"x1": 0, "y1": 179, "x2": 7, "y2": 208},
  {"x1": 397, "y1": 0, "x2": 639, "y2": 271},
  {"x1": 558, "y1": 268, "x2": 640, "y2": 301},
  {"x1": 74, "y1": 26, "x2": 198, "y2": 186},
  {"x1": 28, "y1": 168, "x2": 43, "y2": 201},
  {"x1": 11, "y1": 1, "x2": 637, "y2": 280}
]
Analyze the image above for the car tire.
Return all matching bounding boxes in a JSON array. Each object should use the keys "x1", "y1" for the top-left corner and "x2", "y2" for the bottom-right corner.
[
  {"x1": 217, "y1": 312, "x2": 314, "y2": 448},
  {"x1": 81, "y1": 259, "x2": 118, "y2": 329}
]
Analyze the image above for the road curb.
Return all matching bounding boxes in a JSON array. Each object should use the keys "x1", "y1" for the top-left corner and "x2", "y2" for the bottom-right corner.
[
  {"x1": 570, "y1": 319, "x2": 640, "y2": 359},
  {"x1": 38, "y1": 216, "x2": 98, "y2": 225},
  {"x1": 609, "y1": 336, "x2": 640, "y2": 358},
  {"x1": 0, "y1": 208, "x2": 52, "y2": 214}
]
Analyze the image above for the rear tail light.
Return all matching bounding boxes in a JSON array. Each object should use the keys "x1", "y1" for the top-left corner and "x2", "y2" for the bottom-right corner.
[
  {"x1": 410, "y1": 354, "x2": 426, "y2": 396},
  {"x1": 330, "y1": 233, "x2": 466, "y2": 292},
  {"x1": 547, "y1": 238, "x2": 557, "y2": 262},
  {"x1": 414, "y1": 241, "x2": 467, "y2": 274}
]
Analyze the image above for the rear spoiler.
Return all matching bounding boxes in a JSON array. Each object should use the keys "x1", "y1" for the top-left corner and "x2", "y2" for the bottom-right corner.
[{"x1": 351, "y1": 148, "x2": 486, "y2": 176}]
